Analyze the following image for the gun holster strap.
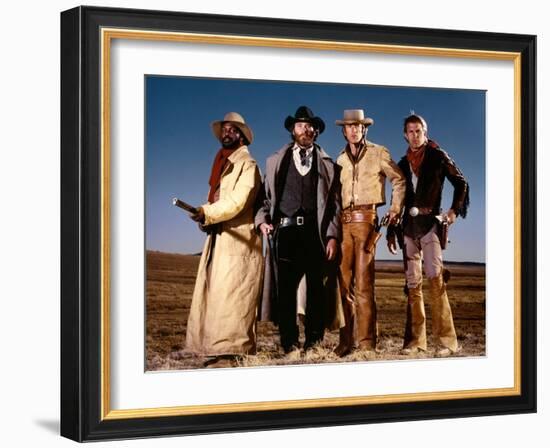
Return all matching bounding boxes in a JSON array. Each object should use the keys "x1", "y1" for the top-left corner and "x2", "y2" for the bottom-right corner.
[{"x1": 342, "y1": 209, "x2": 376, "y2": 224}]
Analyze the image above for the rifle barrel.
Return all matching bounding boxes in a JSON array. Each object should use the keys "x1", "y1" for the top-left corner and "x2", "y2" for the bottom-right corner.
[{"x1": 172, "y1": 197, "x2": 198, "y2": 214}]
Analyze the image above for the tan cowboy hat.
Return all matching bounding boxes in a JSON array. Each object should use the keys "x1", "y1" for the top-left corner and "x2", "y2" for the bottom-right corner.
[
  {"x1": 335, "y1": 109, "x2": 374, "y2": 127},
  {"x1": 211, "y1": 112, "x2": 254, "y2": 144}
]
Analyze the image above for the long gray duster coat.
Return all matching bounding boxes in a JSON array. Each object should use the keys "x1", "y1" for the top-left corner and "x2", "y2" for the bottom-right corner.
[
  {"x1": 185, "y1": 146, "x2": 263, "y2": 356},
  {"x1": 254, "y1": 143, "x2": 344, "y2": 331}
]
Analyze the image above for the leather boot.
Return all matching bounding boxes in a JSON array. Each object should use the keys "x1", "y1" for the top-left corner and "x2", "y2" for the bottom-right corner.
[
  {"x1": 334, "y1": 296, "x2": 355, "y2": 357},
  {"x1": 403, "y1": 284, "x2": 427, "y2": 351},
  {"x1": 428, "y1": 274, "x2": 458, "y2": 353}
]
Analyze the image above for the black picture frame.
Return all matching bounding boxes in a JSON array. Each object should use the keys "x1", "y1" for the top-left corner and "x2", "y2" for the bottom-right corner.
[{"x1": 61, "y1": 5, "x2": 536, "y2": 442}]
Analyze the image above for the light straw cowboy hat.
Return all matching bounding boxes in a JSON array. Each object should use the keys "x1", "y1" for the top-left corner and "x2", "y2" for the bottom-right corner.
[
  {"x1": 211, "y1": 112, "x2": 254, "y2": 144},
  {"x1": 335, "y1": 109, "x2": 374, "y2": 127}
]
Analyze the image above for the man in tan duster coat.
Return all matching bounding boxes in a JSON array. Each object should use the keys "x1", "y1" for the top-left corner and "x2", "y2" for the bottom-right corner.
[
  {"x1": 185, "y1": 112, "x2": 263, "y2": 368},
  {"x1": 334, "y1": 109, "x2": 405, "y2": 357}
]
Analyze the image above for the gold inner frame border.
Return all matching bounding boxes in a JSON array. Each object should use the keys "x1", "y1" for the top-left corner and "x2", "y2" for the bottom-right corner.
[{"x1": 99, "y1": 27, "x2": 522, "y2": 420}]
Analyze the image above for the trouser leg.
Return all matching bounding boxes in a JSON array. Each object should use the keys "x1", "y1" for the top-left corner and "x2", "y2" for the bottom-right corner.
[
  {"x1": 403, "y1": 284, "x2": 426, "y2": 350},
  {"x1": 354, "y1": 223, "x2": 377, "y2": 350},
  {"x1": 304, "y1": 263, "x2": 325, "y2": 347},
  {"x1": 303, "y1": 229, "x2": 326, "y2": 348},
  {"x1": 335, "y1": 224, "x2": 355, "y2": 356},
  {"x1": 422, "y1": 229, "x2": 457, "y2": 352},
  {"x1": 427, "y1": 274, "x2": 458, "y2": 352},
  {"x1": 403, "y1": 235, "x2": 427, "y2": 351},
  {"x1": 276, "y1": 227, "x2": 300, "y2": 351}
]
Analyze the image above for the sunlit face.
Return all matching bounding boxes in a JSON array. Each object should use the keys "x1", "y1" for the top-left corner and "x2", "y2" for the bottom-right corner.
[
  {"x1": 221, "y1": 123, "x2": 242, "y2": 148},
  {"x1": 343, "y1": 123, "x2": 365, "y2": 144},
  {"x1": 293, "y1": 121, "x2": 316, "y2": 148},
  {"x1": 404, "y1": 122, "x2": 427, "y2": 151}
]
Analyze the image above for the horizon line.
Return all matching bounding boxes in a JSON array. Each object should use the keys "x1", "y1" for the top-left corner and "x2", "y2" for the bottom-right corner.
[{"x1": 145, "y1": 249, "x2": 486, "y2": 265}]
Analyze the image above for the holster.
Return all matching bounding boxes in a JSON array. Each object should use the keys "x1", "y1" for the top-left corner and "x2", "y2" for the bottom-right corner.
[
  {"x1": 364, "y1": 231, "x2": 382, "y2": 254},
  {"x1": 437, "y1": 219, "x2": 449, "y2": 250}
]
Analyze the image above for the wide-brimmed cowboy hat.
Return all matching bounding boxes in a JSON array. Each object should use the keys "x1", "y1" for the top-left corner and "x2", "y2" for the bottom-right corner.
[
  {"x1": 335, "y1": 109, "x2": 374, "y2": 127},
  {"x1": 284, "y1": 106, "x2": 325, "y2": 134},
  {"x1": 211, "y1": 112, "x2": 254, "y2": 144}
]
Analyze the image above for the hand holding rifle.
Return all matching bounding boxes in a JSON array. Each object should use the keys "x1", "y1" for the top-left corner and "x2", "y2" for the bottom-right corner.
[{"x1": 173, "y1": 197, "x2": 206, "y2": 229}]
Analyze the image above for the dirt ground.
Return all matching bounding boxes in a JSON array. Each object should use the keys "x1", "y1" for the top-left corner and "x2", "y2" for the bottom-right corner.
[{"x1": 146, "y1": 251, "x2": 485, "y2": 370}]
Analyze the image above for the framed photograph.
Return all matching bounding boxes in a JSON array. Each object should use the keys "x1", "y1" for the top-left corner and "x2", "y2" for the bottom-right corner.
[{"x1": 61, "y1": 5, "x2": 536, "y2": 442}]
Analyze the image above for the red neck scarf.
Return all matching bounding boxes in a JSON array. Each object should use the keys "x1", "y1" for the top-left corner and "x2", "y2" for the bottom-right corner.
[
  {"x1": 208, "y1": 148, "x2": 235, "y2": 203},
  {"x1": 406, "y1": 145, "x2": 426, "y2": 177}
]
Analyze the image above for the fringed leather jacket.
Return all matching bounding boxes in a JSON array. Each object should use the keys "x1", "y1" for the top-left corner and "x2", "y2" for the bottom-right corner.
[{"x1": 397, "y1": 139, "x2": 469, "y2": 239}]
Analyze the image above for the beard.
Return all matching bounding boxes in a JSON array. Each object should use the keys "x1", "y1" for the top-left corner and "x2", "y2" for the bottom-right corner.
[
  {"x1": 294, "y1": 132, "x2": 315, "y2": 148},
  {"x1": 221, "y1": 136, "x2": 240, "y2": 149}
]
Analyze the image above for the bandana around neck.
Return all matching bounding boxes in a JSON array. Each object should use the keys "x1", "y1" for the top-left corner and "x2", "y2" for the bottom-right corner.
[
  {"x1": 406, "y1": 145, "x2": 426, "y2": 177},
  {"x1": 208, "y1": 148, "x2": 235, "y2": 203}
]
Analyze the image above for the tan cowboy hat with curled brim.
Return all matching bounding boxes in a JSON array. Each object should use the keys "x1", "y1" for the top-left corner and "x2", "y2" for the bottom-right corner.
[
  {"x1": 211, "y1": 112, "x2": 254, "y2": 144},
  {"x1": 335, "y1": 109, "x2": 374, "y2": 127}
]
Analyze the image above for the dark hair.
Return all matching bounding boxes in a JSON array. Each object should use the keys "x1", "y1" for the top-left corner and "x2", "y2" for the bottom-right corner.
[{"x1": 403, "y1": 114, "x2": 428, "y2": 134}]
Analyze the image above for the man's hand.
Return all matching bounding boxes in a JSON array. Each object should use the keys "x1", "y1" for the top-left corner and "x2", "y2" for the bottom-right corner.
[
  {"x1": 190, "y1": 207, "x2": 205, "y2": 223},
  {"x1": 444, "y1": 209, "x2": 457, "y2": 225},
  {"x1": 326, "y1": 238, "x2": 338, "y2": 261},
  {"x1": 388, "y1": 211, "x2": 400, "y2": 226},
  {"x1": 387, "y1": 235, "x2": 398, "y2": 255},
  {"x1": 260, "y1": 223, "x2": 274, "y2": 236}
]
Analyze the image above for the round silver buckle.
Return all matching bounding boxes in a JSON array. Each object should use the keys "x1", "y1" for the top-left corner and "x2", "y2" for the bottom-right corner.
[{"x1": 409, "y1": 207, "x2": 419, "y2": 217}]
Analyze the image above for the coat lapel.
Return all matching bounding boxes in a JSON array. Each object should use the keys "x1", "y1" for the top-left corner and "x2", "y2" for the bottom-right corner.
[
  {"x1": 267, "y1": 144, "x2": 291, "y2": 217},
  {"x1": 219, "y1": 146, "x2": 249, "y2": 191},
  {"x1": 316, "y1": 145, "x2": 333, "y2": 228}
]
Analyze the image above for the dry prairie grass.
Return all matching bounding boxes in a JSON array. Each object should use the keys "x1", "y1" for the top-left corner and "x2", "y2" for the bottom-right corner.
[{"x1": 146, "y1": 251, "x2": 485, "y2": 371}]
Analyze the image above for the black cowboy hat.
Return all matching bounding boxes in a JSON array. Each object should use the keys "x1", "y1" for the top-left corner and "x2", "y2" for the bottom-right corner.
[{"x1": 284, "y1": 106, "x2": 325, "y2": 134}]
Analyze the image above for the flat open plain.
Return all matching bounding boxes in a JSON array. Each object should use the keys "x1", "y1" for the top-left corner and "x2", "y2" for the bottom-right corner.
[{"x1": 146, "y1": 251, "x2": 485, "y2": 370}]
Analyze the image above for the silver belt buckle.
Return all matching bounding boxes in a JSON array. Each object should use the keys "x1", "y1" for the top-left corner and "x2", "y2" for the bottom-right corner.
[
  {"x1": 296, "y1": 216, "x2": 304, "y2": 225},
  {"x1": 409, "y1": 207, "x2": 419, "y2": 217}
]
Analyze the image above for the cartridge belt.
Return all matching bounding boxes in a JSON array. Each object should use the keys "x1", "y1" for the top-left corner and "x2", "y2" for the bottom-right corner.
[{"x1": 342, "y1": 208, "x2": 376, "y2": 224}]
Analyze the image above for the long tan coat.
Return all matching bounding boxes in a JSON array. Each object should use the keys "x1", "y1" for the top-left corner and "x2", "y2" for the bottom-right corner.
[{"x1": 185, "y1": 146, "x2": 263, "y2": 356}]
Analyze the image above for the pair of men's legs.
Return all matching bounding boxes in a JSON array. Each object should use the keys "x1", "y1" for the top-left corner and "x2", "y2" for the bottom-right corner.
[
  {"x1": 336, "y1": 220, "x2": 377, "y2": 356},
  {"x1": 276, "y1": 224, "x2": 326, "y2": 352},
  {"x1": 403, "y1": 226, "x2": 458, "y2": 353}
]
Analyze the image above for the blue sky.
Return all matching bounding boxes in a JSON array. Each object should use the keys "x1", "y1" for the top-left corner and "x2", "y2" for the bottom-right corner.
[{"x1": 145, "y1": 76, "x2": 485, "y2": 262}]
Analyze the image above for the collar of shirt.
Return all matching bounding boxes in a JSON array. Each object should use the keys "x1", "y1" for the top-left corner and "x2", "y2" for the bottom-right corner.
[
  {"x1": 345, "y1": 140, "x2": 366, "y2": 163},
  {"x1": 291, "y1": 143, "x2": 314, "y2": 176},
  {"x1": 292, "y1": 143, "x2": 314, "y2": 154}
]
